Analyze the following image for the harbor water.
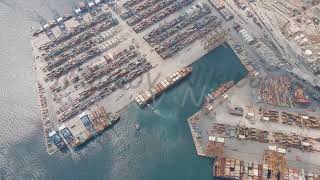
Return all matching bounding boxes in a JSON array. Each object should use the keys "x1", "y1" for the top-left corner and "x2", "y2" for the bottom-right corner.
[{"x1": 0, "y1": 1, "x2": 247, "y2": 179}]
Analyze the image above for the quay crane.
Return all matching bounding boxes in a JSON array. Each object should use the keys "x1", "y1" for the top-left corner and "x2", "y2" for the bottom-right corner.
[
  {"x1": 263, "y1": 146, "x2": 287, "y2": 180},
  {"x1": 35, "y1": 11, "x2": 56, "y2": 40},
  {"x1": 51, "y1": 9, "x2": 68, "y2": 34}
]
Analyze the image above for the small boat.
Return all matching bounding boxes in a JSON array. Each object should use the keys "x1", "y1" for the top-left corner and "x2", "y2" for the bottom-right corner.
[
  {"x1": 147, "y1": 104, "x2": 155, "y2": 111},
  {"x1": 135, "y1": 123, "x2": 140, "y2": 131}
]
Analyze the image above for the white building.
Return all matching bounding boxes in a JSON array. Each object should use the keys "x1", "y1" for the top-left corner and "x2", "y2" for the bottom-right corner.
[
  {"x1": 304, "y1": 0, "x2": 313, "y2": 5},
  {"x1": 239, "y1": 29, "x2": 255, "y2": 44}
]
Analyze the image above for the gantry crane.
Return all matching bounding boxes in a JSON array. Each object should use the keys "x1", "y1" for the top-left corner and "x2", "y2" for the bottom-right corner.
[{"x1": 263, "y1": 148, "x2": 287, "y2": 180}]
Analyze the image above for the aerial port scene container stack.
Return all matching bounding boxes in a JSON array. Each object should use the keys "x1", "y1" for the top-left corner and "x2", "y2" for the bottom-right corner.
[{"x1": 28, "y1": 0, "x2": 320, "y2": 178}]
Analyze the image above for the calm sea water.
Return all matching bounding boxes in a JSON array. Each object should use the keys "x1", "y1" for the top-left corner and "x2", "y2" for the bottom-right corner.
[{"x1": 0, "y1": 1, "x2": 247, "y2": 179}]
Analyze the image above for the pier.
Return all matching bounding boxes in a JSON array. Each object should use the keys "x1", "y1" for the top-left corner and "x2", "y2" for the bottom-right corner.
[
  {"x1": 187, "y1": 74, "x2": 320, "y2": 178},
  {"x1": 37, "y1": 82, "x2": 58, "y2": 155},
  {"x1": 187, "y1": 54, "x2": 320, "y2": 179},
  {"x1": 186, "y1": 8, "x2": 320, "y2": 176}
]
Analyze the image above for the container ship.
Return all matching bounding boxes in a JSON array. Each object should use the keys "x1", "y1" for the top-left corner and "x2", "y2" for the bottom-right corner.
[
  {"x1": 49, "y1": 131, "x2": 67, "y2": 149},
  {"x1": 135, "y1": 66, "x2": 192, "y2": 106},
  {"x1": 204, "y1": 80, "x2": 234, "y2": 103}
]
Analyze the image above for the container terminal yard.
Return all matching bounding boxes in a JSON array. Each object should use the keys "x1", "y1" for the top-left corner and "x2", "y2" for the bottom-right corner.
[
  {"x1": 31, "y1": 0, "x2": 226, "y2": 155},
  {"x1": 30, "y1": 0, "x2": 320, "y2": 178}
]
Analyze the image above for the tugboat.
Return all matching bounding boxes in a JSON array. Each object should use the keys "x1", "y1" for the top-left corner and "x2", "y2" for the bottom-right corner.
[
  {"x1": 147, "y1": 104, "x2": 155, "y2": 111},
  {"x1": 135, "y1": 123, "x2": 140, "y2": 131}
]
